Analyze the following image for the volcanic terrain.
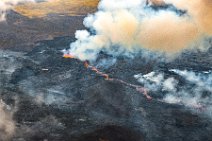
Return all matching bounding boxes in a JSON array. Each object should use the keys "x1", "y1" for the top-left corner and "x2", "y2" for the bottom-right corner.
[{"x1": 0, "y1": 1, "x2": 212, "y2": 141}]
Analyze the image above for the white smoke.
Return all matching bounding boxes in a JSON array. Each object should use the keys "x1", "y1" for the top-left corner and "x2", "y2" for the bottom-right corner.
[
  {"x1": 0, "y1": 99, "x2": 16, "y2": 140},
  {"x1": 163, "y1": 77, "x2": 177, "y2": 91},
  {"x1": 170, "y1": 69, "x2": 212, "y2": 92},
  {"x1": 134, "y1": 71, "x2": 178, "y2": 92},
  {"x1": 66, "y1": 0, "x2": 212, "y2": 62},
  {"x1": 135, "y1": 69, "x2": 212, "y2": 116}
]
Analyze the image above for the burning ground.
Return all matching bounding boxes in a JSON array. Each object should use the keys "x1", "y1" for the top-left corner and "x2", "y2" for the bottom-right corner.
[{"x1": 0, "y1": 0, "x2": 212, "y2": 141}]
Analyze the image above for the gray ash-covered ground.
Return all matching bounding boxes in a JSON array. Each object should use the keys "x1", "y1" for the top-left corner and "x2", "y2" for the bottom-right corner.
[
  {"x1": 1, "y1": 8, "x2": 212, "y2": 141},
  {"x1": 1, "y1": 35, "x2": 212, "y2": 141},
  {"x1": 0, "y1": 11, "x2": 85, "y2": 51}
]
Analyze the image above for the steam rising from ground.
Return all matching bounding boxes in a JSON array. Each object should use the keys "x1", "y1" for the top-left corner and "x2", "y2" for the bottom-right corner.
[
  {"x1": 0, "y1": 0, "x2": 50, "y2": 21},
  {"x1": 0, "y1": 100, "x2": 15, "y2": 140},
  {"x1": 135, "y1": 69, "x2": 212, "y2": 116},
  {"x1": 67, "y1": 0, "x2": 212, "y2": 61},
  {"x1": 134, "y1": 71, "x2": 178, "y2": 92}
]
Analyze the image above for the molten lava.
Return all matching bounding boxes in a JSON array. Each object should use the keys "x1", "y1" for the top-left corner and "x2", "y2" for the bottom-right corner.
[
  {"x1": 63, "y1": 54, "x2": 75, "y2": 58},
  {"x1": 84, "y1": 61, "x2": 110, "y2": 80},
  {"x1": 63, "y1": 54, "x2": 152, "y2": 100},
  {"x1": 111, "y1": 79, "x2": 152, "y2": 100}
]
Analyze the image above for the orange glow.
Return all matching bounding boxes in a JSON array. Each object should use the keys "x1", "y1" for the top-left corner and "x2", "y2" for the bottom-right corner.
[
  {"x1": 102, "y1": 74, "x2": 109, "y2": 80},
  {"x1": 83, "y1": 61, "x2": 109, "y2": 80},
  {"x1": 91, "y1": 65, "x2": 109, "y2": 80},
  {"x1": 63, "y1": 54, "x2": 75, "y2": 58},
  {"x1": 63, "y1": 55, "x2": 150, "y2": 100},
  {"x1": 84, "y1": 61, "x2": 89, "y2": 68}
]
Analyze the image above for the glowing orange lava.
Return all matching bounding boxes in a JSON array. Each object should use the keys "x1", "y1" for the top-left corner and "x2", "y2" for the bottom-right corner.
[
  {"x1": 63, "y1": 54, "x2": 75, "y2": 58},
  {"x1": 84, "y1": 61, "x2": 110, "y2": 80},
  {"x1": 63, "y1": 54, "x2": 151, "y2": 100}
]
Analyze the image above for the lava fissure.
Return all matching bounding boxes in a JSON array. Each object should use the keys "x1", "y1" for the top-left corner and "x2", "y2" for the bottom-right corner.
[{"x1": 63, "y1": 54, "x2": 152, "y2": 100}]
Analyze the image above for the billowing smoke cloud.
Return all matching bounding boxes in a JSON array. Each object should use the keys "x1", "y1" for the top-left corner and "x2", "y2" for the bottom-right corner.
[
  {"x1": 67, "y1": 0, "x2": 212, "y2": 61},
  {"x1": 0, "y1": 99, "x2": 15, "y2": 140},
  {"x1": 164, "y1": 0, "x2": 212, "y2": 35}
]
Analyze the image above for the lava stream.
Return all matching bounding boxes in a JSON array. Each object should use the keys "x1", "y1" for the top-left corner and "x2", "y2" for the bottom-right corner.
[
  {"x1": 63, "y1": 54, "x2": 152, "y2": 100},
  {"x1": 84, "y1": 61, "x2": 110, "y2": 80},
  {"x1": 63, "y1": 54, "x2": 75, "y2": 58}
]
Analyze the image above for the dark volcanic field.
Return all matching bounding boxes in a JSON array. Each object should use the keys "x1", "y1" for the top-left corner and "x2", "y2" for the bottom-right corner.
[{"x1": 0, "y1": 11, "x2": 212, "y2": 141}]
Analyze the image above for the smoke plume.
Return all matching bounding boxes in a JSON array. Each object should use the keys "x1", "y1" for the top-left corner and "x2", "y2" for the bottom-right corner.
[
  {"x1": 135, "y1": 69, "x2": 212, "y2": 117},
  {"x1": 67, "y1": 0, "x2": 212, "y2": 61},
  {"x1": 164, "y1": 0, "x2": 212, "y2": 35},
  {"x1": 0, "y1": 0, "x2": 45, "y2": 21}
]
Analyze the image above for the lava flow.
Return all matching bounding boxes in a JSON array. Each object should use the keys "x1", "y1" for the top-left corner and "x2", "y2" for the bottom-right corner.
[
  {"x1": 63, "y1": 54, "x2": 152, "y2": 100},
  {"x1": 84, "y1": 61, "x2": 110, "y2": 80},
  {"x1": 63, "y1": 54, "x2": 75, "y2": 58}
]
